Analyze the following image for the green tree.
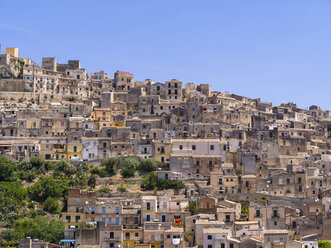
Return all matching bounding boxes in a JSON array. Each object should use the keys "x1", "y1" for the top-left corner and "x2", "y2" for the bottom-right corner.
[
  {"x1": 0, "y1": 182, "x2": 27, "y2": 225},
  {"x1": 101, "y1": 158, "x2": 120, "y2": 175},
  {"x1": 54, "y1": 160, "x2": 76, "y2": 177},
  {"x1": 141, "y1": 172, "x2": 185, "y2": 191},
  {"x1": 43, "y1": 197, "x2": 60, "y2": 214},
  {"x1": 29, "y1": 176, "x2": 63, "y2": 202},
  {"x1": 188, "y1": 200, "x2": 196, "y2": 215},
  {"x1": 13, "y1": 217, "x2": 64, "y2": 244},
  {"x1": 0, "y1": 156, "x2": 16, "y2": 181},
  {"x1": 88, "y1": 174, "x2": 97, "y2": 187},
  {"x1": 90, "y1": 166, "x2": 108, "y2": 177},
  {"x1": 30, "y1": 157, "x2": 45, "y2": 170},
  {"x1": 141, "y1": 172, "x2": 158, "y2": 190},
  {"x1": 121, "y1": 157, "x2": 139, "y2": 178},
  {"x1": 139, "y1": 158, "x2": 157, "y2": 173},
  {"x1": 319, "y1": 240, "x2": 331, "y2": 248}
]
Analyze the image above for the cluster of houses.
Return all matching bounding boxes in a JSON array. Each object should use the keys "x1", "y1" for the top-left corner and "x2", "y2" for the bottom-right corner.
[
  {"x1": 2, "y1": 47, "x2": 331, "y2": 247},
  {"x1": 58, "y1": 189, "x2": 330, "y2": 248}
]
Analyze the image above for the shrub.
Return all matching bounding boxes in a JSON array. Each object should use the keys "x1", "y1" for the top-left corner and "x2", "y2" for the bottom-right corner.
[
  {"x1": 88, "y1": 174, "x2": 97, "y2": 187},
  {"x1": 29, "y1": 176, "x2": 63, "y2": 202},
  {"x1": 117, "y1": 186, "x2": 127, "y2": 193},
  {"x1": 0, "y1": 156, "x2": 16, "y2": 181},
  {"x1": 121, "y1": 157, "x2": 139, "y2": 178},
  {"x1": 13, "y1": 217, "x2": 64, "y2": 244},
  {"x1": 90, "y1": 166, "x2": 108, "y2": 177},
  {"x1": 101, "y1": 158, "x2": 120, "y2": 176},
  {"x1": 188, "y1": 200, "x2": 196, "y2": 215},
  {"x1": 43, "y1": 197, "x2": 60, "y2": 214},
  {"x1": 54, "y1": 160, "x2": 76, "y2": 177},
  {"x1": 98, "y1": 187, "x2": 110, "y2": 193},
  {"x1": 141, "y1": 172, "x2": 185, "y2": 191},
  {"x1": 139, "y1": 158, "x2": 157, "y2": 173}
]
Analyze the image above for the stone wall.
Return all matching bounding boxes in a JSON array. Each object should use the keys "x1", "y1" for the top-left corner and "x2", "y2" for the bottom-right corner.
[
  {"x1": 0, "y1": 91, "x2": 76, "y2": 103},
  {"x1": 0, "y1": 79, "x2": 25, "y2": 91}
]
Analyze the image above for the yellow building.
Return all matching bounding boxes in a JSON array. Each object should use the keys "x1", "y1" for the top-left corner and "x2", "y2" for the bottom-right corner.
[
  {"x1": 92, "y1": 108, "x2": 112, "y2": 121},
  {"x1": 6, "y1": 47, "x2": 19, "y2": 58},
  {"x1": 123, "y1": 229, "x2": 143, "y2": 248},
  {"x1": 62, "y1": 212, "x2": 85, "y2": 230},
  {"x1": 67, "y1": 142, "x2": 83, "y2": 160},
  {"x1": 153, "y1": 141, "x2": 171, "y2": 164}
]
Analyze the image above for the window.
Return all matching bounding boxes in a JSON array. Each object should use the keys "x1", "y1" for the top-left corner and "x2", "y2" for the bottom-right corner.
[
  {"x1": 115, "y1": 217, "x2": 119, "y2": 225},
  {"x1": 273, "y1": 209, "x2": 278, "y2": 217},
  {"x1": 146, "y1": 214, "x2": 150, "y2": 222},
  {"x1": 210, "y1": 145, "x2": 214, "y2": 150},
  {"x1": 102, "y1": 207, "x2": 106, "y2": 214},
  {"x1": 109, "y1": 232, "x2": 114, "y2": 238},
  {"x1": 135, "y1": 232, "x2": 139, "y2": 237},
  {"x1": 147, "y1": 202, "x2": 151, "y2": 210},
  {"x1": 125, "y1": 232, "x2": 130, "y2": 239},
  {"x1": 208, "y1": 245, "x2": 212, "y2": 248},
  {"x1": 108, "y1": 217, "x2": 112, "y2": 223},
  {"x1": 74, "y1": 146, "x2": 77, "y2": 152},
  {"x1": 102, "y1": 217, "x2": 105, "y2": 222},
  {"x1": 192, "y1": 145, "x2": 196, "y2": 150},
  {"x1": 179, "y1": 145, "x2": 183, "y2": 150},
  {"x1": 207, "y1": 235, "x2": 212, "y2": 240},
  {"x1": 116, "y1": 207, "x2": 119, "y2": 214},
  {"x1": 256, "y1": 209, "x2": 260, "y2": 217}
]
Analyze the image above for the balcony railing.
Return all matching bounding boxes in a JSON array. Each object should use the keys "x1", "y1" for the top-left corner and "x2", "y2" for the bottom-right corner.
[{"x1": 105, "y1": 237, "x2": 120, "y2": 242}]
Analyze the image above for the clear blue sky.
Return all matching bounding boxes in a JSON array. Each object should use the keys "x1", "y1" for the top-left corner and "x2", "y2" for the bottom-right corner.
[{"x1": 1, "y1": 0, "x2": 330, "y2": 110}]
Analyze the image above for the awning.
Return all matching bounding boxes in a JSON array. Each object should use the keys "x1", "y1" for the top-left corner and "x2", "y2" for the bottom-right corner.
[{"x1": 60, "y1": 239, "x2": 75, "y2": 243}]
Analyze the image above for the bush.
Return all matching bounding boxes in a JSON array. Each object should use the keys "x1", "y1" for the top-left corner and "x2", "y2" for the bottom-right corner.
[
  {"x1": 121, "y1": 165, "x2": 135, "y2": 178},
  {"x1": 141, "y1": 172, "x2": 185, "y2": 191},
  {"x1": 54, "y1": 160, "x2": 76, "y2": 177},
  {"x1": 43, "y1": 197, "x2": 60, "y2": 214},
  {"x1": 117, "y1": 186, "x2": 127, "y2": 193},
  {"x1": 90, "y1": 166, "x2": 108, "y2": 177},
  {"x1": 139, "y1": 158, "x2": 157, "y2": 173},
  {"x1": 29, "y1": 176, "x2": 64, "y2": 202},
  {"x1": 141, "y1": 172, "x2": 158, "y2": 190},
  {"x1": 13, "y1": 217, "x2": 64, "y2": 244},
  {"x1": 88, "y1": 174, "x2": 97, "y2": 188},
  {"x1": 0, "y1": 182, "x2": 27, "y2": 225},
  {"x1": 188, "y1": 201, "x2": 196, "y2": 215},
  {"x1": 98, "y1": 187, "x2": 111, "y2": 193},
  {"x1": 101, "y1": 158, "x2": 120, "y2": 176},
  {"x1": 121, "y1": 157, "x2": 138, "y2": 178},
  {"x1": 0, "y1": 156, "x2": 16, "y2": 181},
  {"x1": 319, "y1": 241, "x2": 331, "y2": 248}
]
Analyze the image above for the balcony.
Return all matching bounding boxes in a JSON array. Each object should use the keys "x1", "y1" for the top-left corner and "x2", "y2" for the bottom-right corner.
[
  {"x1": 105, "y1": 237, "x2": 120, "y2": 242},
  {"x1": 254, "y1": 214, "x2": 263, "y2": 218}
]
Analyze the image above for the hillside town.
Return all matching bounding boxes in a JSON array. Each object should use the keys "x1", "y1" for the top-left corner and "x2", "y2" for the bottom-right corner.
[{"x1": 1, "y1": 47, "x2": 331, "y2": 248}]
